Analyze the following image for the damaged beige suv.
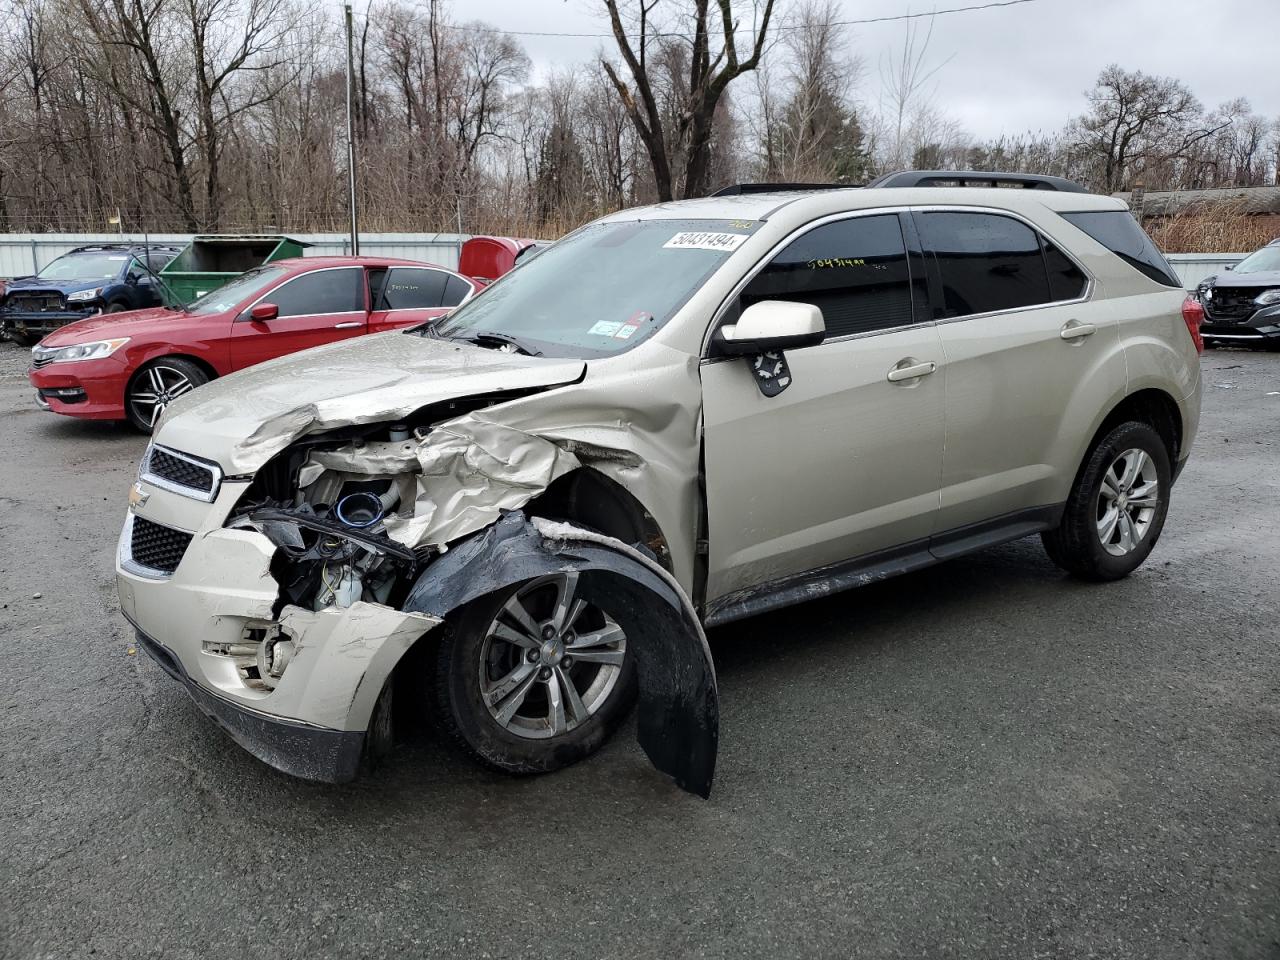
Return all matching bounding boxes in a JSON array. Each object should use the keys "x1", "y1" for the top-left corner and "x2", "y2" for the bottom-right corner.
[{"x1": 116, "y1": 172, "x2": 1203, "y2": 797}]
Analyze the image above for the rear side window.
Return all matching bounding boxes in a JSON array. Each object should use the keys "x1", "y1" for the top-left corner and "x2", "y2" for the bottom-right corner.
[
  {"x1": 379, "y1": 268, "x2": 450, "y2": 309},
  {"x1": 916, "y1": 212, "x2": 1050, "y2": 317},
  {"x1": 740, "y1": 214, "x2": 916, "y2": 337},
  {"x1": 1060, "y1": 211, "x2": 1180, "y2": 287},
  {"x1": 268, "y1": 268, "x2": 364, "y2": 317}
]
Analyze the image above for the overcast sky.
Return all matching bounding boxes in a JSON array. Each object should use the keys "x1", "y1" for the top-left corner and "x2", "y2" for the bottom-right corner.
[{"x1": 452, "y1": 0, "x2": 1280, "y2": 140}]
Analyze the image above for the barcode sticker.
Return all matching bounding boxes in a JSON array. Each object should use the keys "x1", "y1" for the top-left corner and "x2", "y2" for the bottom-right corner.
[{"x1": 663, "y1": 232, "x2": 749, "y2": 252}]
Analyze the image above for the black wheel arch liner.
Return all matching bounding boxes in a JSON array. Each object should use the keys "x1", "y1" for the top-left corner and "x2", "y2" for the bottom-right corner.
[{"x1": 401, "y1": 511, "x2": 719, "y2": 797}]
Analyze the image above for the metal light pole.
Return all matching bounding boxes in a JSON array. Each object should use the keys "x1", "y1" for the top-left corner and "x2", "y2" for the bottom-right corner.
[{"x1": 344, "y1": 3, "x2": 360, "y2": 255}]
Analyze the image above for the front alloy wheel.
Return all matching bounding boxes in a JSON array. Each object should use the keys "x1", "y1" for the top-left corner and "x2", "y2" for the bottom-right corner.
[
  {"x1": 126, "y1": 358, "x2": 209, "y2": 432},
  {"x1": 434, "y1": 571, "x2": 635, "y2": 775}
]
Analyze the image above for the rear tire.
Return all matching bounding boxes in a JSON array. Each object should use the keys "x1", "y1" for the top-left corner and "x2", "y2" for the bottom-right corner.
[
  {"x1": 125, "y1": 357, "x2": 210, "y2": 433},
  {"x1": 1041, "y1": 421, "x2": 1171, "y2": 581},
  {"x1": 431, "y1": 573, "x2": 636, "y2": 776}
]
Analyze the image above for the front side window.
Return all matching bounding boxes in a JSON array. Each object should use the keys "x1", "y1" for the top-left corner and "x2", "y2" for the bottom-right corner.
[
  {"x1": 1060, "y1": 210, "x2": 1180, "y2": 287},
  {"x1": 434, "y1": 218, "x2": 756, "y2": 357},
  {"x1": 185, "y1": 265, "x2": 289, "y2": 316},
  {"x1": 379, "y1": 268, "x2": 450, "y2": 309},
  {"x1": 917, "y1": 212, "x2": 1051, "y2": 317},
  {"x1": 266, "y1": 268, "x2": 365, "y2": 318},
  {"x1": 739, "y1": 214, "x2": 917, "y2": 337}
]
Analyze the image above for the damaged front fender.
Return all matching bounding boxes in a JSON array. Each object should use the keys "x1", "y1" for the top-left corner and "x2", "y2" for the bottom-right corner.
[{"x1": 403, "y1": 512, "x2": 719, "y2": 797}]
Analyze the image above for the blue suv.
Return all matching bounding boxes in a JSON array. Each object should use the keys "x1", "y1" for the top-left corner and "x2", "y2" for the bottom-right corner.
[{"x1": 1, "y1": 243, "x2": 182, "y2": 346}]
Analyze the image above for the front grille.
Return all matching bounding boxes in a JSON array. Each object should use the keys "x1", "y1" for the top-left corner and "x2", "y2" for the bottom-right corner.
[
  {"x1": 130, "y1": 516, "x2": 193, "y2": 574},
  {"x1": 5, "y1": 292, "x2": 64, "y2": 313},
  {"x1": 1205, "y1": 287, "x2": 1260, "y2": 323},
  {"x1": 145, "y1": 446, "x2": 219, "y2": 497}
]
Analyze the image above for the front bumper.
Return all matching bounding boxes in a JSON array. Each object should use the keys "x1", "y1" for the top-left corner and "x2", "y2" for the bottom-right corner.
[
  {"x1": 2, "y1": 308, "x2": 97, "y2": 338},
  {"x1": 132, "y1": 625, "x2": 366, "y2": 782},
  {"x1": 28, "y1": 356, "x2": 129, "y2": 420},
  {"x1": 1201, "y1": 303, "x2": 1280, "y2": 343},
  {"x1": 115, "y1": 479, "x2": 442, "y2": 780}
]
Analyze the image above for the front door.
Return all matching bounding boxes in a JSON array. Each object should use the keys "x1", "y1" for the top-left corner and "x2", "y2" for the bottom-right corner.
[
  {"x1": 701, "y1": 212, "x2": 946, "y2": 605},
  {"x1": 230, "y1": 266, "x2": 368, "y2": 370}
]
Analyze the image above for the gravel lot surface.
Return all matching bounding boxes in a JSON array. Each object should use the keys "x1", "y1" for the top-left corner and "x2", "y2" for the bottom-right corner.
[{"x1": 1, "y1": 343, "x2": 1277, "y2": 959}]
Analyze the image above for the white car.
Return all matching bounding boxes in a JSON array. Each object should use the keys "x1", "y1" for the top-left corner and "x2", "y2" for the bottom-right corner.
[{"x1": 116, "y1": 172, "x2": 1203, "y2": 796}]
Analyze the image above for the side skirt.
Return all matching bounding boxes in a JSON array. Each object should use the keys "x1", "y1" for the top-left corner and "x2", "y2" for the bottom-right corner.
[{"x1": 703, "y1": 504, "x2": 1064, "y2": 628}]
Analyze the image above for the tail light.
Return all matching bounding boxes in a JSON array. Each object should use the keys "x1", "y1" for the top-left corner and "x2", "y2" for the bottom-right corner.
[{"x1": 1182, "y1": 296, "x2": 1204, "y2": 354}]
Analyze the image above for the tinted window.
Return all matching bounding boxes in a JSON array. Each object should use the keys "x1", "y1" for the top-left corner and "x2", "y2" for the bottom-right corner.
[
  {"x1": 1043, "y1": 241, "x2": 1087, "y2": 301},
  {"x1": 740, "y1": 214, "x2": 915, "y2": 337},
  {"x1": 443, "y1": 274, "x2": 472, "y2": 306},
  {"x1": 268, "y1": 268, "x2": 364, "y2": 317},
  {"x1": 380, "y1": 268, "x2": 449, "y2": 309},
  {"x1": 127, "y1": 259, "x2": 149, "y2": 280},
  {"x1": 1060, "y1": 211, "x2": 1180, "y2": 287},
  {"x1": 918, "y1": 212, "x2": 1051, "y2": 317}
]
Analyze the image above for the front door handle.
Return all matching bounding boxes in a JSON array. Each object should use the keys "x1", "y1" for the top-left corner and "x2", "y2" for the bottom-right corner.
[
  {"x1": 333, "y1": 320, "x2": 363, "y2": 329},
  {"x1": 886, "y1": 360, "x2": 937, "y2": 382},
  {"x1": 1060, "y1": 320, "x2": 1096, "y2": 340}
]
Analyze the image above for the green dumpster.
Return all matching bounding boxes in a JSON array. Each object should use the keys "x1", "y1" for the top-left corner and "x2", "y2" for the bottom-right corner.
[{"x1": 159, "y1": 235, "x2": 310, "y2": 304}]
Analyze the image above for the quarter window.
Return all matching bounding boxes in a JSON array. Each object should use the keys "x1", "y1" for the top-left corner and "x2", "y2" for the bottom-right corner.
[
  {"x1": 917, "y1": 212, "x2": 1051, "y2": 317},
  {"x1": 267, "y1": 268, "x2": 364, "y2": 317},
  {"x1": 1043, "y1": 240, "x2": 1088, "y2": 301},
  {"x1": 1059, "y1": 210, "x2": 1180, "y2": 287},
  {"x1": 443, "y1": 274, "x2": 472, "y2": 307},
  {"x1": 740, "y1": 214, "x2": 916, "y2": 337}
]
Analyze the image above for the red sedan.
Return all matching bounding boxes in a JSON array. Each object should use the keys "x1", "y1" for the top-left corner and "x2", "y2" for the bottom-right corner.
[{"x1": 29, "y1": 256, "x2": 480, "y2": 431}]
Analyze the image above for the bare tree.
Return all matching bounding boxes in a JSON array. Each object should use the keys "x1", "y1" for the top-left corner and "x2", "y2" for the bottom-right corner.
[{"x1": 600, "y1": 0, "x2": 777, "y2": 200}]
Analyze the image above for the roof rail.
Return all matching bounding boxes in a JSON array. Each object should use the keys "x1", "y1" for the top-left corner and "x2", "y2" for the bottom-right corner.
[
  {"x1": 710, "y1": 182, "x2": 849, "y2": 197},
  {"x1": 867, "y1": 170, "x2": 1089, "y2": 193}
]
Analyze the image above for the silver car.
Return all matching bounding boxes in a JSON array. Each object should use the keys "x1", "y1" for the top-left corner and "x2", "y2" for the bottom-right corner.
[{"x1": 115, "y1": 174, "x2": 1203, "y2": 796}]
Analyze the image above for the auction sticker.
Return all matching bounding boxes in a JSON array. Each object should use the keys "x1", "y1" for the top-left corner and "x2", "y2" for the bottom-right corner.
[
  {"x1": 588, "y1": 320, "x2": 624, "y2": 337},
  {"x1": 664, "y1": 231, "x2": 749, "y2": 252}
]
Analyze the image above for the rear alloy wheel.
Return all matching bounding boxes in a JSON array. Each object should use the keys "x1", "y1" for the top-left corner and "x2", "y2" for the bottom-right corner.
[
  {"x1": 433, "y1": 571, "x2": 636, "y2": 775},
  {"x1": 1042, "y1": 421, "x2": 1172, "y2": 581},
  {"x1": 125, "y1": 358, "x2": 209, "y2": 433}
]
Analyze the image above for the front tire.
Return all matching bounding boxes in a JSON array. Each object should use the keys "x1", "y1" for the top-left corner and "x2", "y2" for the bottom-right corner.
[
  {"x1": 104, "y1": 302, "x2": 128, "y2": 314},
  {"x1": 432, "y1": 572, "x2": 636, "y2": 776},
  {"x1": 1042, "y1": 421, "x2": 1172, "y2": 581},
  {"x1": 125, "y1": 358, "x2": 209, "y2": 433}
]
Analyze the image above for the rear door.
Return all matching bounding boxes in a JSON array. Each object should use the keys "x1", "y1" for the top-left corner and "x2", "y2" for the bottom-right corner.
[
  {"x1": 367, "y1": 266, "x2": 475, "y2": 333},
  {"x1": 913, "y1": 209, "x2": 1123, "y2": 536},
  {"x1": 701, "y1": 212, "x2": 946, "y2": 605},
  {"x1": 229, "y1": 266, "x2": 367, "y2": 371}
]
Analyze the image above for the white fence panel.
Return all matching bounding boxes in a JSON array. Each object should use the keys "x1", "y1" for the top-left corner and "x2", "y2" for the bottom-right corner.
[
  {"x1": 0, "y1": 232, "x2": 470, "y2": 277},
  {"x1": 1164, "y1": 253, "x2": 1249, "y2": 290}
]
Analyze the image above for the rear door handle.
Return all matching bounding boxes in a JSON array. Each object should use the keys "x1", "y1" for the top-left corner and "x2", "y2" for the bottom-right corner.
[
  {"x1": 1060, "y1": 320, "x2": 1096, "y2": 340},
  {"x1": 886, "y1": 360, "x2": 937, "y2": 382},
  {"x1": 334, "y1": 320, "x2": 363, "y2": 329}
]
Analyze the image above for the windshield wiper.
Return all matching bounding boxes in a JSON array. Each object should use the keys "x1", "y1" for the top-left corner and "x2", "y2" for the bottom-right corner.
[{"x1": 454, "y1": 331, "x2": 543, "y2": 356}]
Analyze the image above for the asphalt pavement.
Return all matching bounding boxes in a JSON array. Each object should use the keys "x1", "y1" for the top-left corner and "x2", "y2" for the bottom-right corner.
[{"x1": 1, "y1": 343, "x2": 1277, "y2": 959}]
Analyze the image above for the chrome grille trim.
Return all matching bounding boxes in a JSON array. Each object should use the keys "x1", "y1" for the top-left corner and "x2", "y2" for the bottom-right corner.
[{"x1": 140, "y1": 444, "x2": 223, "y2": 502}]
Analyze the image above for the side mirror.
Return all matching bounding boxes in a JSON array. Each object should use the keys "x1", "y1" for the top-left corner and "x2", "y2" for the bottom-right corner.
[
  {"x1": 1224, "y1": 265, "x2": 1234, "y2": 271},
  {"x1": 249, "y1": 303, "x2": 279, "y2": 322},
  {"x1": 713, "y1": 300, "x2": 825, "y2": 357}
]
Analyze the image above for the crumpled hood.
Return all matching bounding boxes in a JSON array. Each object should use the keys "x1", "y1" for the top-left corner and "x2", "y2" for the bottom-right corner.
[
  {"x1": 3, "y1": 276, "x2": 107, "y2": 298},
  {"x1": 1204, "y1": 270, "x2": 1280, "y2": 290},
  {"x1": 154, "y1": 331, "x2": 587, "y2": 473},
  {"x1": 38, "y1": 307, "x2": 174, "y2": 346}
]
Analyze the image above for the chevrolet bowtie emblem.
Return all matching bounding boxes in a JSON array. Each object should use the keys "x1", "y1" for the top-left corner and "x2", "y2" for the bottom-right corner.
[{"x1": 129, "y1": 483, "x2": 149, "y2": 509}]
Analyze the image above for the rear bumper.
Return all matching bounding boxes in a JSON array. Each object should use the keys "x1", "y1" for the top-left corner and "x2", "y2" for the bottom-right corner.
[{"x1": 132, "y1": 626, "x2": 366, "y2": 783}]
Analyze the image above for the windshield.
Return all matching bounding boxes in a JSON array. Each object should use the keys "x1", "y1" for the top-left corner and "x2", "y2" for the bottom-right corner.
[
  {"x1": 185, "y1": 265, "x2": 290, "y2": 315},
  {"x1": 434, "y1": 219, "x2": 757, "y2": 356},
  {"x1": 1233, "y1": 244, "x2": 1280, "y2": 275},
  {"x1": 37, "y1": 253, "x2": 128, "y2": 281}
]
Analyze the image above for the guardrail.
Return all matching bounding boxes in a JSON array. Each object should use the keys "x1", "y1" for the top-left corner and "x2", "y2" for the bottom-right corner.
[{"x1": 0, "y1": 233, "x2": 471, "y2": 279}]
